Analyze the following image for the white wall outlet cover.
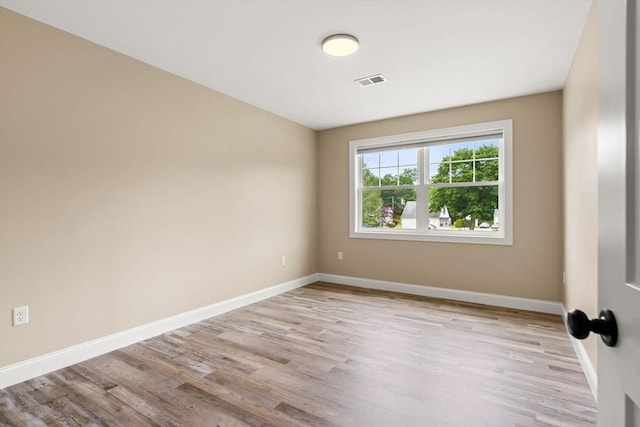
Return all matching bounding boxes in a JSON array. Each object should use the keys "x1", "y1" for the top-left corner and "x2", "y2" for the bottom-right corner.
[{"x1": 12, "y1": 306, "x2": 29, "y2": 326}]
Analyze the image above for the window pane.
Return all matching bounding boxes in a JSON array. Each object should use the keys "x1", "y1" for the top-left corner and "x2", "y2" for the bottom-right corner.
[
  {"x1": 450, "y1": 161, "x2": 474, "y2": 183},
  {"x1": 379, "y1": 167, "x2": 399, "y2": 186},
  {"x1": 399, "y1": 167, "x2": 418, "y2": 185},
  {"x1": 362, "y1": 153, "x2": 379, "y2": 168},
  {"x1": 475, "y1": 140, "x2": 500, "y2": 160},
  {"x1": 475, "y1": 159, "x2": 499, "y2": 182},
  {"x1": 450, "y1": 142, "x2": 474, "y2": 160},
  {"x1": 398, "y1": 148, "x2": 417, "y2": 166},
  {"x1": 428, "y1": 185, "x2": 499, "y2": 231},
  {"x1": 429, "y1": 163, "x2": 449, "y2": 183},
  {"x1": 380, "y1": 151, "x2": 398, "y2": 167},
  {"x1": 428, "y1": 144, "x2": 450, "y2": 163},
  {"x1": 362, "y1": 167, "x2": 380, "y2": 186},
  {"x1": 362, "y1": 189, "x2": 383, "y2": 227},
  {"x1": 362, "y1": 189, "x2": 416, "y2": 229}
]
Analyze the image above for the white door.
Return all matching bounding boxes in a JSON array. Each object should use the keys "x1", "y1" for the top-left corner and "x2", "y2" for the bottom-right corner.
[{"x1": 598, "y1": 0, "x2": 640, "y2": 425}]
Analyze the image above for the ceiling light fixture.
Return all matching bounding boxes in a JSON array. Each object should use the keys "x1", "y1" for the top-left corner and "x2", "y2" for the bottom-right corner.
[{"x1": 321, "y1": 34, "x2": 359, "y2": 57}]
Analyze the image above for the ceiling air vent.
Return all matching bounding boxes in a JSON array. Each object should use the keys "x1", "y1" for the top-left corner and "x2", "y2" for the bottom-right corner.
[{"x1": 355, "y1": 74, "x2": 386, "y2": 87}]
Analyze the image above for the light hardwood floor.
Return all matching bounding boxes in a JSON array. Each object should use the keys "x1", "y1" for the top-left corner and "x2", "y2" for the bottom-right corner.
[{"x1": 1, "y1": 282, "x2": 596, "y2": 426}]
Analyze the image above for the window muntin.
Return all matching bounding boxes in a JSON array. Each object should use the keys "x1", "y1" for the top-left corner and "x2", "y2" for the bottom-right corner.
[{"x1": 350, "y1": 120, "x2": 513, "y2": 245}]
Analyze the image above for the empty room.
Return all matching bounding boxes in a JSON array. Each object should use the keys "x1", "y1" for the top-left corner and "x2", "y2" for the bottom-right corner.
[{"x1": 1, "y1": 0, "x2": 639, "y2": 426}]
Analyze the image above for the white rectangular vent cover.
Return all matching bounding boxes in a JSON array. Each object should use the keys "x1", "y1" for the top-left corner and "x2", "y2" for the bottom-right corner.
[{"x1": 355, "y1": 74, "x2": 386, "y2": 87}]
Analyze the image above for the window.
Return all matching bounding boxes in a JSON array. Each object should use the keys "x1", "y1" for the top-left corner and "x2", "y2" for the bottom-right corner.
[{"x1": 349, "y1": 120, "x2": 513, "y2": 245}]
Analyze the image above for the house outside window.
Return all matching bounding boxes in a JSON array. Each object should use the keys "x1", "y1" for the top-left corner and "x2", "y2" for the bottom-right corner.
[{"x1": 349, "y1": 119, "x2": 513, "y2": 245}]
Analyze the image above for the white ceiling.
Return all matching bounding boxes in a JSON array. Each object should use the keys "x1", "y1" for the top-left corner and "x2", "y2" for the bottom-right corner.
[{"x1": 1, "y1": 0, "x2": 592, "y2": 130}]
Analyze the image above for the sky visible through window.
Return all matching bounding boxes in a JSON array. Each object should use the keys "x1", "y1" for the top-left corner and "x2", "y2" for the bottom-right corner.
[{"x1": 362, "y1": 139, "x2": 500, "y2": 181}]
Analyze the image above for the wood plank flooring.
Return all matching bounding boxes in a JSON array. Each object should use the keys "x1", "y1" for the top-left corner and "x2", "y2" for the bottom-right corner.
[{"x1": 0, "y1": 282, "x2": 597, "y2": 426}]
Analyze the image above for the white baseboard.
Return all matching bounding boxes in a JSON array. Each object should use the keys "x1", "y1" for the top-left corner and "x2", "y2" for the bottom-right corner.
[
  {"x1": 0, "y1": 274, "x2": 319, "y2": 390},
  {"x1": 561, "y1": 307, "x2": 598, "y2": 400},
  {"x1": 318, "y1": 273, "x2": 564, "y2": 315},
  {"x1": 2, "y1": 272, "x2": 597, "y2": 403}
]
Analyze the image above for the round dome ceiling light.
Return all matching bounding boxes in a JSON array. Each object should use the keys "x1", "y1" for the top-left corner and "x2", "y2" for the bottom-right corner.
[{"x1": 321, "y1": 34, "x2": 359, "y2": 57}]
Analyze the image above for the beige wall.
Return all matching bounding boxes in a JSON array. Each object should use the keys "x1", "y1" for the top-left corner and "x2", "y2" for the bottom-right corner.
[
  {"x1": 563, "y1": 1, "x2": 599, "y2": 370},
  {"x1": 0, "y1": 9, "x2": 317, "y2": 368},
  {"x1": 318, "y1": 92, "x2": 564, "y2": 301}
]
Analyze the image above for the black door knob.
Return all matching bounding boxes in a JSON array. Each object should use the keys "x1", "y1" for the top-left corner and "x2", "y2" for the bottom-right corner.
[{"x1": 567, "y1": 309, "x2": 618, "y2": 347}]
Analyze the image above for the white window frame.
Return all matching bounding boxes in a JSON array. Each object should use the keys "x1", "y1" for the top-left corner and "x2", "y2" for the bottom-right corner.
[{"x1": 349, "y1": 119, "x2": 513, "y2": 245}]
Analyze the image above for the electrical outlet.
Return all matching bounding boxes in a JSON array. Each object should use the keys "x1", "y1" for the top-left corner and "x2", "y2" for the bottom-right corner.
[
  {"x1": 338, "y1": 251, "x2": 343, "y2": 260},
  {"x1": 13, "y1": 306, "x2": 29, "y2": 326},
  {"x1": 281, "y1": 256, "x2": 286, "y2": 266}
]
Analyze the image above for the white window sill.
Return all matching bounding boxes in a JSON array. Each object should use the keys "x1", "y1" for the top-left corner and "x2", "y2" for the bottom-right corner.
[{"x1": 350, "y1": 229, "x2": 513, "y2": 245}]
